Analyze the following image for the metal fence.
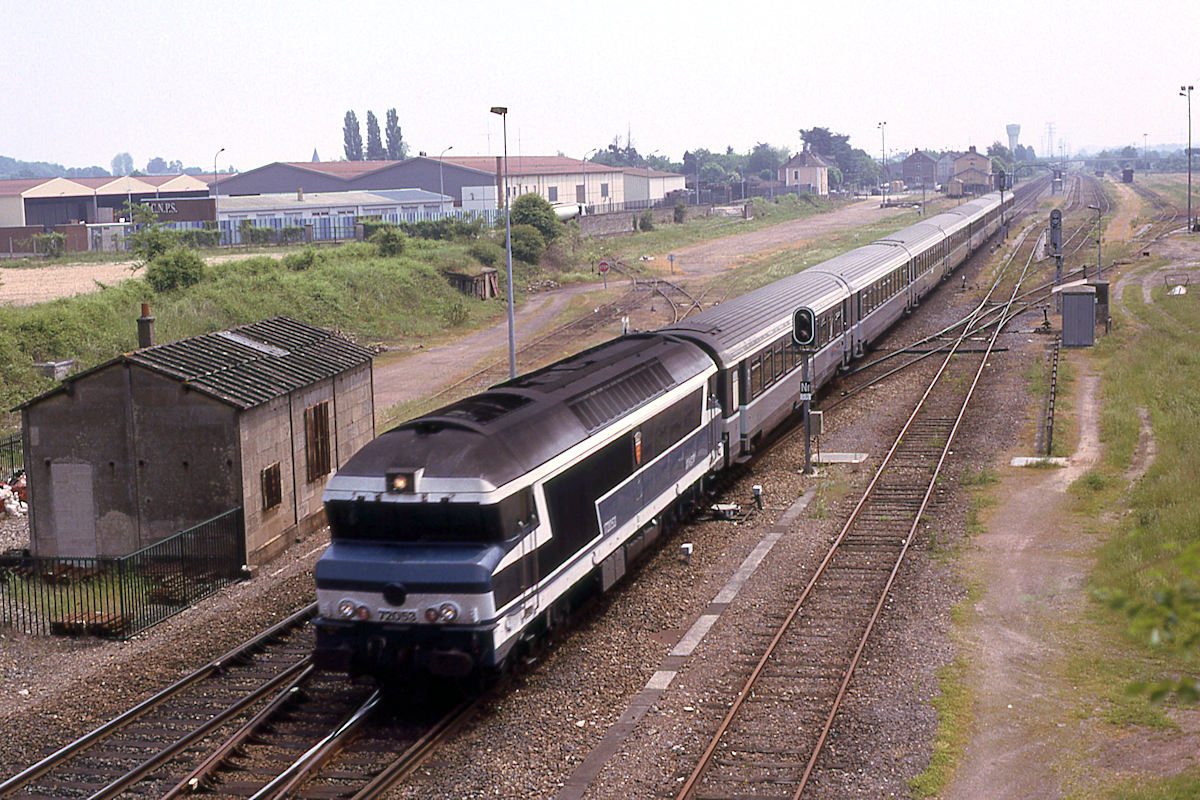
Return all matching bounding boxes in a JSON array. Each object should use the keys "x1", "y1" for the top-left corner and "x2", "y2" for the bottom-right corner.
[
  {"x1": 0, "y1": 433, "x2": 21, "y2": 478},
  {"x1": 0, "y1": 507, "x2": 245, "y2": 639},
  {"x1": 165, "y1": 206, "x2": 501, "y2": 247}
]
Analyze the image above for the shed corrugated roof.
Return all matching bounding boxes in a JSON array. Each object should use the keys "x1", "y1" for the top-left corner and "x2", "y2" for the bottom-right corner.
[{"x1": 17, "y1": 317, "x2": 373, "y2": 412}]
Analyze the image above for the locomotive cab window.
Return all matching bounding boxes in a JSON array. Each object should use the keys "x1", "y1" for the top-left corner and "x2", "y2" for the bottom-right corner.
[{"x1": 326, "y1": 491, "x2": 535, "y2": 544}]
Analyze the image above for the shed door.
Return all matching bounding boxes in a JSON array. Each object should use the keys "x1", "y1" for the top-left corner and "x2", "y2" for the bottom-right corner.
[{"x1": 50, "y1": 463, "x2": 96, "y2": 557}]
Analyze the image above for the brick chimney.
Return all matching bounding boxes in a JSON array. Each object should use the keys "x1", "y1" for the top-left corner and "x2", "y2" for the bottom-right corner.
[{"x1": 137, "y1": 303, "x2": 155, "y2": 348}]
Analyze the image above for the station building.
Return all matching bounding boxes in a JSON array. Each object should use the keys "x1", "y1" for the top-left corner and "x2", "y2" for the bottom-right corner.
[
  {"x1": 902, "y1": 150, "x2": 937, "y2": 188},
  {"x1": 17, "y1": 316, "x2": 374, "y2": 566}
]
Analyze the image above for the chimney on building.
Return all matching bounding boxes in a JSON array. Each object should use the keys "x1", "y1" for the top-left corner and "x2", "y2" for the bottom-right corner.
[{"x1": 137, "y1": 303, "x2": 155, "y2": 349}]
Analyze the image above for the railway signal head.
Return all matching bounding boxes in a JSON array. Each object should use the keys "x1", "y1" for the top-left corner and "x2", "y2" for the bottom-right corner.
[{"x1": 792, "y1": 307, "x2": 816, "y2": 348}]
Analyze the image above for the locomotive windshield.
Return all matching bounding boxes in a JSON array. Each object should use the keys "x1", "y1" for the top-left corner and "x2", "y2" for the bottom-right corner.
[{"x1": 326, "y1": 490, "x2": 536, "y2": 544}]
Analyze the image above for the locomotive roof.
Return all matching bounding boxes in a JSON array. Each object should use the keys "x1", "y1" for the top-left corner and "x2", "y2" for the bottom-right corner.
[{"x1": 331, "y1": 334, "x2": 712, "y2": 492}]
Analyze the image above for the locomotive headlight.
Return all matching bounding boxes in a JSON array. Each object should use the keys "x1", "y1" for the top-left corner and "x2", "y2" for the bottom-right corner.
[
  {"x1": 424, "y1": 607, "x2": 440, "y2": 623},
  {"x1": 438, "y1": 602, "x2": 459, "y2": 622},
  {"x1": 338, "y1": 599, "x2": 357, "y2": 619},
  {"x1": 354, "y1": 604, "x2": 370, "y2": 621}
]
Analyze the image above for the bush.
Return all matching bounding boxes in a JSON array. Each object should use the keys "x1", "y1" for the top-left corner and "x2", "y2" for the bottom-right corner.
[
  {"x1": 238, "y1": 220, "x2": 274, "y2": 246},
  {"x1": 674, "y1": 197, "x2": 686, "y2": 224},
  {"x1": 360, "y1": 218, "x2": 394, "y2": 240},
  {"x1": 639, "y1": 210, "x2": 655, "y2": 231},
  {"x1": 468, "y1": 240, "x2": 505, "y2": 268},
  {"x1": 443, "y1": 301, "x2": 469, "y2": 327},
  {"x1": 510, "y1": 193, "x2": 561, "y2": 242},
  {"x1": 282, "y1": 247, "x2": 321, "y2": 271},
  {"x1": 369, "y1": 226, "x2": 407, "y2": 257},
  {"x1": 399, "y1": 217, "x2": 484, "y2": 240},
  {"x1": 145, "y1": 246, "x2": 205, "y2": 292},
  {"x1": 129, "y1": 224, "x2": 177, "y2": 261},
  {"x1": 176, "y1": 228, "x2": 222, "y2": 248},
  {"x1": 32, "y1": 232, "x2": 65, "y2": 257},
  {"x1": 279, "y1": 225, "x2": 305, "y2": 244},
  {"x1": 509, "y1": 223, "x2": 545, "y2": 264}
]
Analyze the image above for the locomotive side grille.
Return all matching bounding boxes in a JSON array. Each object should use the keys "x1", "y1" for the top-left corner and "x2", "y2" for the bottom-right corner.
[{"x1": 567, "y1": 360, "x2": 674, "y2": 432}]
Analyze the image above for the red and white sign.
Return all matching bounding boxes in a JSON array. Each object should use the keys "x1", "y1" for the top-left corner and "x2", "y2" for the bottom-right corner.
[{"x1": 598, "y1": 259, "x2": 611, "y2": 274}]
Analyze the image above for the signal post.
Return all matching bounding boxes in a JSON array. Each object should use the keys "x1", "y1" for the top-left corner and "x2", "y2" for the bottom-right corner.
[{"x1": 793, "y1": 306, "x2": 816, "y2": 474}]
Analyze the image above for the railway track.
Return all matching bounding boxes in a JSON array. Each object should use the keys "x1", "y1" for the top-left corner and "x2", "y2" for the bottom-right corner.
[
  {"x1": 673, "y1": 196, "x2": 1043, "y2": 800},
  {"x1": 0, "y1": 602, "x2": 480, "y2": 800},
  {"x1": 0, "y1": 605, "x2": 316, "y2": 800}
]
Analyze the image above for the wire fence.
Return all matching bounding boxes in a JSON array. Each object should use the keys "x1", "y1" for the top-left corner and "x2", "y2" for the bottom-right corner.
[{"x1": 0, "y1": 507, "x2": 245, "y2": 639}]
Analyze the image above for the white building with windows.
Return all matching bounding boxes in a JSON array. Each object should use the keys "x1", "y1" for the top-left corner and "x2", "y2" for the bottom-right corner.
[{"x1": 444, "y1": 155, "x2": 633, "y2": 209}]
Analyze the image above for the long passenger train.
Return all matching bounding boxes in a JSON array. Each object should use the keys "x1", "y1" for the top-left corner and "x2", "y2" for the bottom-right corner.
[{"x1": 313, "y1": 190, "x2": 1014, "y2": 679}]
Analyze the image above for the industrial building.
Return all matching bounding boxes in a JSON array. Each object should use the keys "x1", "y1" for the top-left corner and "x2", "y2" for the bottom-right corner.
[{"x1": 18, "y1": 316, "x2": 374, "y2": 566}]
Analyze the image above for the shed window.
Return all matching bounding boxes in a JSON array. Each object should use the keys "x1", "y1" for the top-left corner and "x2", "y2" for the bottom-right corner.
[
  {"x1": 600, "y1": 182, "x2": 609, "y2": 198},
  {"x1": 305, "y1": 401, "x2": 332, "y2": 482},
  {"x1": 548, "y1": 186, "x2": 558, "y2": 202},
  {"x1": 261, "y1": 463, "x2": 282, "y2": 511}
]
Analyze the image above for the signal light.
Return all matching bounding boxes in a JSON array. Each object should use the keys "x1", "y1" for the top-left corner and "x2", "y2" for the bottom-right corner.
[{"x1": 792, "y1": 307, "x2": 816, "y2": 348}]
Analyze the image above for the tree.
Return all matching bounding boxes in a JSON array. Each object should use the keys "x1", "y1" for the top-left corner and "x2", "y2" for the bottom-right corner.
[
  {"x1": 111, "y1": 152, "x2": 134, "y2": 176},
  {"x1": 987, "y1": 141, "x2": 1014, "y2": 171},
  {"x1": 385, "y1": 108, "x2": 407, "y2": 160},
  {"x1": 747, "y1": 142, "x2": 789, "y2": 176},
  {"x1": 343, "y1": 111, "x2": 363, "y2": 161},
  {"x1": 510, "y1": 193, "x2": 560, "y2": 242},
  {"x1": 509, "y1": 223, "x2": 545, "y2": 264},
  {"x1": 146, "y1": 156, "x2": 168, "y2": 174},
  {"x1": 365, "y1": 111, "x2": 385, "y2": 160},
  {"x1": 168, "y1": 159, "x2": 183, "y2": 173}
]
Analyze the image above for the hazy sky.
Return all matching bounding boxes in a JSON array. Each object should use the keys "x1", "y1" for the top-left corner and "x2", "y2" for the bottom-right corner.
[{"x1": 6, "y1": 0, "x2": 1197, "y2": 173}]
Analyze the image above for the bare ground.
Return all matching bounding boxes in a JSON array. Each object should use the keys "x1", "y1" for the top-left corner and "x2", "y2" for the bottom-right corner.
[{"x1": 945, "y1": 183, "x2": 1200, "y2": 799}]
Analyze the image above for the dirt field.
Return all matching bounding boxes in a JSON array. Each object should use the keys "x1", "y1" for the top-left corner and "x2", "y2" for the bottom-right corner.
[{"x1": 0, "y1": 251, "x2": 281, "y2": 307}]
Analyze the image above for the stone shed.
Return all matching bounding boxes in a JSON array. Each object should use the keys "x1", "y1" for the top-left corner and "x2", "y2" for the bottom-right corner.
[{"x1": 17, "y1": 316, "x2": 374, "y2": 565}]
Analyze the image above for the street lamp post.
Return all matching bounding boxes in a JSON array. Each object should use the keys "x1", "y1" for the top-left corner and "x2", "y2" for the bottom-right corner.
[
  {"x1": 1087, "y1": 204, "x2": 1103, "y2": 279},
  {"x1": 213, "y1": 147, "x2": 225, "y2": 245},
  {"x1": 877, "y1": 121, "x2": 887, "y2": 205},
  {"x1": 1182, "y1": 85, "x2": 1194, "y2": 231},
  {"x1": 582, "y1": 148, "x2": 597, "y2": 212},
  {"x1": 438, "y1": 145, "x2": 453, "y2": 217},
  {"x1": 491, "y1": 106, "x2": 517, "y2": 379}
]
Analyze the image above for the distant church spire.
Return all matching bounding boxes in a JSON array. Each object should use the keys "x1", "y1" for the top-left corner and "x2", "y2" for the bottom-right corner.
[{"x1": 311, "y1": 148, "x2": 320, "y2": 162}]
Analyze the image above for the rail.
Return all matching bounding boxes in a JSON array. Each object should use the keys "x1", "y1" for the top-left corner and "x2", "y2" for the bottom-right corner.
[{"x1": 676, "y1": 197, "x2": 1043, "y2": 800}]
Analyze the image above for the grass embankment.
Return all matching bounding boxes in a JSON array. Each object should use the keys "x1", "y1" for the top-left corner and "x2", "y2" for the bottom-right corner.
[
  {"x1": 0, "y1": 240, "x2": 510, "y2": 424},
  {"x1": 1069, "y1": 275, "x2": 1200, "y2": 798},
  {"x1": 1139, "y1": 173, "x2": 1192, "y2": 214}
]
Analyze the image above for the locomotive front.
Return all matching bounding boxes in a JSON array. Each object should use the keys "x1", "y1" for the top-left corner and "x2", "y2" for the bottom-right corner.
[{"x1": 313, "y1": 400, "x2": 546, "y2": 679}]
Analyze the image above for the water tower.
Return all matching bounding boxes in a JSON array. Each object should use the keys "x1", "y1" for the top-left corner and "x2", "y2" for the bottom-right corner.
[{"x1": 1007, "y1": 124, "x2": 1021, "y2": 153}]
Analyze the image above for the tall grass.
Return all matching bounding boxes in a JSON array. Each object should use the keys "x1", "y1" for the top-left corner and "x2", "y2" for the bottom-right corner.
[
  {"x1": 0, "y1": 240, "x2": 507, "y2": 422},
  {"x1": 1091, "y1": 279, "x2": 1200, "y2": 658}
]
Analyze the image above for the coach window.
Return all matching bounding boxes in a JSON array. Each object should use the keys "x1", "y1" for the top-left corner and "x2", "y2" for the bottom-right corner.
[
  {"x1": 774, "y1": 341, "x2": 785, "y2": 379},
  {"x1": 749, "y1": 357, "x2": 763, "y2": 398}
]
